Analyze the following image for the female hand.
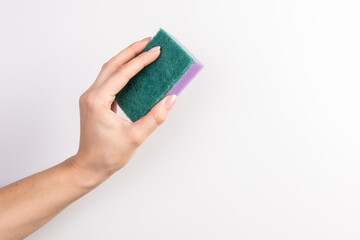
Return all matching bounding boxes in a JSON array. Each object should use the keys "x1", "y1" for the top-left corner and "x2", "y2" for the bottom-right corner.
[
  {"x1": 71, "y1": 38, "x2": 177, "y2": 187},
  {"x1": 0, "y1": 37, "x2": 178, "y2": 239}
]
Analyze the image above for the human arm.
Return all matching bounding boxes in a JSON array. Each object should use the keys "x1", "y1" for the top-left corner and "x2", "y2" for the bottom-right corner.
[{"x1": 0, "y1": 37, "x2": 177, "y2": 239}]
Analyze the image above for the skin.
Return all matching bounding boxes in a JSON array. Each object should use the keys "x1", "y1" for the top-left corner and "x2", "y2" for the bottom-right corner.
[{"x1": 0, "y1": 37, "x2": 177, "y2": 240}]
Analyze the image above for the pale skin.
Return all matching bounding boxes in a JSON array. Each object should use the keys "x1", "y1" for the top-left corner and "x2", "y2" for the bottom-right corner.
[{"x1": 0, "y1": 37, "x2": 177, "y2": 240}]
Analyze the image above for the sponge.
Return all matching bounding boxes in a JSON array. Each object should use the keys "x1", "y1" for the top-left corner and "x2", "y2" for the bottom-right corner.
[{"x1": 115, "y1": 29, "x2": 203, "y2": 122}]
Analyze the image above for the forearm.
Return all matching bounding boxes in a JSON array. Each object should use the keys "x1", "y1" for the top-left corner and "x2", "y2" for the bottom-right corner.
[
  {"x1": 0, "y1": 155, "x2": 107, "y2": 239},
  {"x1": 0, "y1": 38, "x2": 173, "y2": 239}
]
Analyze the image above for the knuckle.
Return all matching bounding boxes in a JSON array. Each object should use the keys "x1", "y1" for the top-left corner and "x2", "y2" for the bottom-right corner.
[
  {"x1": 138, "y1": 52, "x2": 155, "y2": 68},
  {"x1": 153, "y1": 113, "x2": 166, "y2": 125},
  {"x1": 117, "y1": 66, "x2": 132, "y2": 79},
  {"x1": 101, "y1": 62, "x2": 109, "y2": 70},
  {"x1": 129, "y1": 41, "x2": 138, "y2": 49},
  {"x1": 82, "y1": 91, "x2": 100, "y2": 110},
  {"x1": 103, "y1": 60, "x2": 117, "y2": 72},
  {"x1": 79, "y1": 93, "x2": 86, "y2": 105},
  {"x1": 129, "y1": 41, "x2": 143, "y2": 54},
  {"x1": 128, "y1": 129, "x2": 144, "y2": 146},
  {"x1": 138, "y1": 56, "x2": 147, "y2": 68}
]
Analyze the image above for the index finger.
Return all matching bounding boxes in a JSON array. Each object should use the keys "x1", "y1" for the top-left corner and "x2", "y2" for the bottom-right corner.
[
  {"x1": 98, "y1": 46, "x2": 161, "y2": 96},
  {"x1": 91, "y1": 37, "x2": 152, "y2": 89}
]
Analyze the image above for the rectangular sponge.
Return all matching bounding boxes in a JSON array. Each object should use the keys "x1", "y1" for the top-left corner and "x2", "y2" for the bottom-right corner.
[{"x1": 115, "y1": 29, "x2": 203, "y2": 122}]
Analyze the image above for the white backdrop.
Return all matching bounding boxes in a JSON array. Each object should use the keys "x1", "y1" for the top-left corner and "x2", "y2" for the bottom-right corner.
[{"x1": 1, "y1": 0, "x2": 360, "y2": 239}]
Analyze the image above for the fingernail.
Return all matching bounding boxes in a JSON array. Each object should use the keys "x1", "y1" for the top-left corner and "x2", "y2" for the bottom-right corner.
[
  {"x1": 148, "y1": 46, "x2": 161, "y2": 53},
  {"x1": 141, "y1": 37, "x2": 152, "y2": 42},
  {"x1": 165, "y1": 95, "x2": 177, "y2": 111}
]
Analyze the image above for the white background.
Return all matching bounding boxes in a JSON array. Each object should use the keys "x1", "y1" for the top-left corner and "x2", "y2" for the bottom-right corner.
[{"x1": 1, "y1": 0, "x2": 360, "y2": 239}]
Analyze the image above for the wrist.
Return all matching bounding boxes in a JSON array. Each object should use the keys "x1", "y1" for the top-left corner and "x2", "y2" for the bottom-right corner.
[{"x1": 65, "y1": 155, "x2": 111, "y2": 190}]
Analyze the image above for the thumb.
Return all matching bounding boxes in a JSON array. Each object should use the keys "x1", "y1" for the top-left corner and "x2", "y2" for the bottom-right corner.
[{"x1": 131, "y1": 95, "x2": 177, "y2": 139}]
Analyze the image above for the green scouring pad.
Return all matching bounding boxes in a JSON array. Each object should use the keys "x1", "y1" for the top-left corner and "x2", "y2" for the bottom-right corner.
[{"x1": 115, "y1": 28, "x2": 203, "y2": 122}]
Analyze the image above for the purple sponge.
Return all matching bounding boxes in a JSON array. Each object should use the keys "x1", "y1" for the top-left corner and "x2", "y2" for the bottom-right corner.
[{"x1": 166, "y1": 33, "x2": 203, "y2": 95}]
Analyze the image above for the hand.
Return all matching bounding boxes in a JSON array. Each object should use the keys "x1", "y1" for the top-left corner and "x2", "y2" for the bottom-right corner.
[
  {"x1": 0, "y1": 37, "x2": 178, "y2": 239},
  {"x1": 71, "y1": 38, "x2": 177, "y2": 187}
]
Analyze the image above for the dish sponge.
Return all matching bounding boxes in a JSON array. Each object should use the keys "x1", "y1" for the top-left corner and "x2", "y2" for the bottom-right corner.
[{"x1": 115, "y1": 28, "x2": 203, "y2": 122}]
